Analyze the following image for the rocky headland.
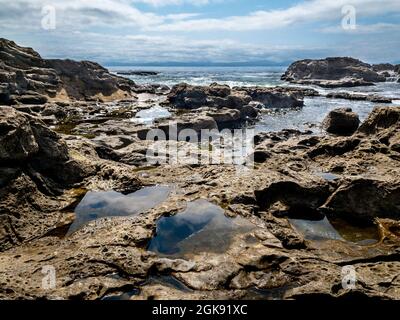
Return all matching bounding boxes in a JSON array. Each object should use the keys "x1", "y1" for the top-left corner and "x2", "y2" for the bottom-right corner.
[
  {"x1": 1, "y1": 39, "x2": 400, "y2": 300},
  {"x1": 281, "y1": 57, "x2": 398, "y2": 88}
]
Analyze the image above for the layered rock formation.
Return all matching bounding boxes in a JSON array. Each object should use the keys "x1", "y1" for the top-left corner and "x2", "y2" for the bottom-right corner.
[
  {"x1": 0, "y1": 107, "x2": 141, "y2": 251},
  {"x1": 0, "y1": 38, "x2": 137, "y2": 104}
]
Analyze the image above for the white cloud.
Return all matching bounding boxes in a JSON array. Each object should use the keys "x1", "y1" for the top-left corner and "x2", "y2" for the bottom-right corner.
[
  {"x1": 147, "y1": 0, "x2": 400, "y2": 31},
  {"x1": 321, "y1": 23, "x2": 400, "y2": 34},
  {"x1": 0, "y1": 0, "x2": 399, "y2": 63},
  {"x1": 131, "y1": 0, "x2": 219, "y2": 7}
]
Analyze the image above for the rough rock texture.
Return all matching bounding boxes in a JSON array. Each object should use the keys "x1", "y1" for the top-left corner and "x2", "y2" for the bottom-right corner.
[
  {"x1": 0, "y1": 38, "x2": 137, "y2": 104},
  {"x1": 323, "y1": 108, "x2": 361, "y2": 136},
  {"x1": 165, "y1": 83, "x2": 304, "y2": 111},
  {"x1": 1, "y1": 40, "x2": 400, "y2": 301},
  {"x1": 1, "y1": 104, "x2": 400, "y2": 300},
  {"x1": 282, "y1": 57, "x2": 386, "y2": 87},
  {"x1": 0, "y1": 107, "x2": 141, "y2": 252},
  {"x1": 47, "y1": 59, "x2": 136, "y2": 101}
]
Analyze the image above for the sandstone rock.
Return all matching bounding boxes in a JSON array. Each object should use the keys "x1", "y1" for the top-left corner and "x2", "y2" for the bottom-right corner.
[
  {"x1": 0, "y1": 107, "x2": 39, "y2": 161},
  {"x1": 358, "y1": 106, "x2": 400, "y2": 135},
  {"x1": 321, "y1": 179, "x2": 400, "y2": 222},
  {"x1": 0, "y1": 38, "x2": 137, "y2": 104},
  {"x1": 323, "y1": 108, "x2": 360, "y2": 136},
  {"x1": 47, "y1": 59, "x2": 135, "y2": 101},
  {"x1": 0, "y1": 108, "x2": 76, "y2": 249}
]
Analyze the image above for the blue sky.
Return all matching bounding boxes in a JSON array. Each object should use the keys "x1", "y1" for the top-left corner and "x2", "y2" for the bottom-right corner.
[{"x1": 0, "y1": 0, "x2": 399, "y2": 65}]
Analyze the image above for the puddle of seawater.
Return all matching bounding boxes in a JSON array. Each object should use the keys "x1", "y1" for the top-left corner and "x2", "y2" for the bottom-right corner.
[
  {"x1": 101, "y1": 275, "x2": 191, "y2": 300},
  {"x1": 67, "y1": 186, "x2": 171, "y2": 235},
  {"x1": 131, "y1": 106, "x2": 171, "y2": 125},
  {"x1": 146, "y1": 275, "x2": 192, "y2": 292},
  {"x1": 315, "y1": 172, "x2": 339, "y2": 182},
  {"x1": 102, "y1": 289, "x2": 140, "y2": 301},
  {"x1": 289, "y1": 216, "x2": 380, "y2": 245},
  {"x1": 148, "y1": 199, "x2": 255, "y2": 257},
  {"x1": 245, "y1": 285, "x2": 296, "y2": 300}
]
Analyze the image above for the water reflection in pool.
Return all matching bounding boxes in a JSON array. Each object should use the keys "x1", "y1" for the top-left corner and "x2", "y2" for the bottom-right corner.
[
  {"x1": 289, "y1": 216, "x2": 380, "y2": 245},
  {"x1": 148, "y1": 199, "x2": 255, "y2": 257},
  {"x1": 131, "y1": 106, "x2": 171, "y2": 125},
  {"x1": 67, "y1": 186, "x2": 171, "y2": 235}
]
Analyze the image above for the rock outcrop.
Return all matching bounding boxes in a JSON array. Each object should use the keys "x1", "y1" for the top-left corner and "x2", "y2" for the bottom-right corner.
[
  {"x1": 0, "y1": 38, "x2": 137, "y2": 105},
  {"x1": 323, "y1": 108, "x2": 360, "y2": 136},
  {"x1": 165, "y1": 83, "x2": 304, "y2": 111},
  {"x1": 372, "y1": 63, "x2": 395, "y2": 72},
  {"x1": 0, "y1": 107, "x2": 141, "y2": 251},
  {"x1": 282, "y1": 57, "x2": 386, "y2": 87},
  {"x1": 47, "y1": 59, "x2": 136, "y2": 101},
  {"x1": 326, "y1": 92, "x2": 393, "y2": 103}
]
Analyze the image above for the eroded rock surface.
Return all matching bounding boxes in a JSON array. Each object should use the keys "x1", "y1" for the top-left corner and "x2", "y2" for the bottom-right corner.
[
  {"x1": 0, "y1": 38, "x2": 137, "y2": 104},
  {"x1": 1, "y1": 40, "x2": 400, "y2": 301},
  {"x1": 164, "y1": 83, "x2": 304, "y2": 111},
  {"x1": 0, "y1": 107, "x2": 141, "y2": 252},
  {"x1": 323, "y1": 108, "x2": 360, "y2": 136},
  {"x1": 1, "y1": 103, "x2": 400, "y2": 300}
]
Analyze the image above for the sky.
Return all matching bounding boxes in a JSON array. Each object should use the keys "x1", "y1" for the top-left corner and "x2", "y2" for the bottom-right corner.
[{"x1": 0, "y1": 0, "x2": 399, "y2": 65}]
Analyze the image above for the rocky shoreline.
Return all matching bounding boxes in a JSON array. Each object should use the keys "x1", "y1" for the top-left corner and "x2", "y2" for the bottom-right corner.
[{"x1": 1, "y1": 39, "x2": 400, "y2": 300}]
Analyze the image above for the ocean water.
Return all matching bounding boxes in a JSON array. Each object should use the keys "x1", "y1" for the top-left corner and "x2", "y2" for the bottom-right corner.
[
  {"x1": 109, "y1": 66, "x2": 400, "y2": 133},
  {"x1": 109, "y1": 66, "x2": 286, "y2": 87}
]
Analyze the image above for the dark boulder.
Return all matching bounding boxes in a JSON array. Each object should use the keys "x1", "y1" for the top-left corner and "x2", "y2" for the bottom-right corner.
[
  {"x1": 282, "y1": 57, "x2": 386, "y2": 87},
  {"x1": 323, "y1": 108, "x2": 360, "y2": 136}
]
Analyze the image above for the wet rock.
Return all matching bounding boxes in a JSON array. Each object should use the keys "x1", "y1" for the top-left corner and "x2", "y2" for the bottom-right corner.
[
  {"x1": 291, "y1": 78, "x2": 375, "y2": 88},
  {"x1": 323, "y1": 108, "x2": 360, "y2": 136},
  {"x1": 326, "y1": 92, "x2": 392, "y2": 103},
  {"x1": 137, "y1": 115, "x2": 218, "y2": 140},
  {"x1": 165, "y1": 83, "x2": 303, "y2": 110},
  {"x1": 282, "y1": 57, "x2": 386, "y2": 87},
  {"x1": 321, "y1": 179, "x2": 400, "y2": 222},
  {"x1": 0, "y1": 108, "x2": 142, "y2": 251},
  {"x1": 236, "y1": 86, "x2": 304, "y2": 108},
  {"x1": 116, "y1": 71, "x2": 159, "y2": 76}
]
